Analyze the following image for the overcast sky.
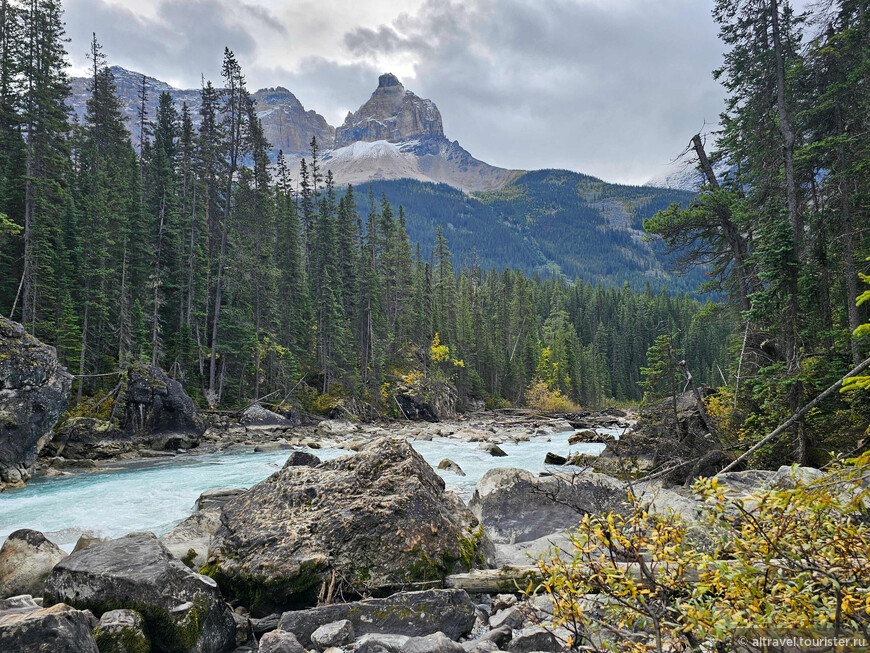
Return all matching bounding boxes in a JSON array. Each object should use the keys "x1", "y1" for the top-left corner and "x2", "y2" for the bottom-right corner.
[{"x1": 62, "y1": 0, "x2": 736, "y2": 185}]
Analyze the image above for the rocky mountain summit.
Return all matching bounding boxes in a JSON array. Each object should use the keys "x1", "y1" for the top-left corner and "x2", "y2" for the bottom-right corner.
[{"x1": 68, "y1": 67, "x2": 515, "y2": 192}]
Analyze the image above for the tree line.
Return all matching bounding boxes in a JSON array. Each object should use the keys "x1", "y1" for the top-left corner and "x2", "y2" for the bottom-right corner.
[{"x1": 0, "y1": 0, "x2": 728, "y2": 413}]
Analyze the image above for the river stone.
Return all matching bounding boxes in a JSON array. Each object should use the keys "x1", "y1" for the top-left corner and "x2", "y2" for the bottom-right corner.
[
  {"x1": 196, "y1": 487, "x2": 248, "y2": 512},
  {"x1": 469, "y1": 468, "x2": 625, "y2": 544},
  {"x1": 504, "y1": 626, "x2": 558, "y2": 652},
  {"x1": 478, "y1": 443, "x2": 507, "y2": 457},
  {"x1": 0, "y1": 529, "x2": 67, "y2": 599},
  {"x1": 543, "y1": 452, "x2": 567, "y2": 465},
  {"x1": 488, "y1": 606, "x2": 523, "y2": 630},
  {"x1": 0, "y1": 602, "x2": 99, "y2": 652},
  {"x1": 438, "y1": 459, "x2": 465, "y2": 476},
  {"x1": 401, "y1": 631, "x2": 465, "y2": 652},
  {"x1": 283, "y1": 451, "x2": 321, "y2": 468},
  {"x1": 258, "y1": 629, "x2": 305, "y2": 653},
  {"x1": 0, "y1": 316, "x2": 73, "y2": 489},
  {"x1": 311, "y1": 618, "x2": 354, "y2": 649},
  {"x1": 161, "y1": 509, "x2": 222, "y2": 570},
  {"x1": 123, "y1": 363, "x2": 206, "y2": 450},
  {"x1": 44, "y1": 531, "x2": 235, "y2": 653},
  {"x1": 276, "y1": 589, "x2": 477, "y2": 648},
  {"x1": 206, "y1": 438, "x2": 489, "y2": 614},
  {"x1": 93, "y1": 608, "x2": 149, "y2": 652},
  {"x1": 355, "y1": 633, "x2": 411, "y2": 653}
]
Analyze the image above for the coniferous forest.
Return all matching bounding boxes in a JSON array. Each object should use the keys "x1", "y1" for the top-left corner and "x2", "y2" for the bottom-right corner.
[{"x1": 0, "y1": 0, "x2": 868, "y2": 469}]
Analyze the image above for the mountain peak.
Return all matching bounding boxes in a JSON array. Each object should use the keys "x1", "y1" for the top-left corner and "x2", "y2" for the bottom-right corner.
[
  {"x1": 334, "y1": 74, "x2": 444, "y2": 148},
  {"x1": 378, "y1": 72, "x2": 402, "y2": 89}
]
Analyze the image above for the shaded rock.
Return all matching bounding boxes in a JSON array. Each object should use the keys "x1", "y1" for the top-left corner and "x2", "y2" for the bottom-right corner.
[
  {"x1": 93, "y1": 609, "x2": 149, "y2": 652},
  {"x1": 0, "y1": 602, "x2": 98, "y2": 652},
  {"x1": 401, "y1": 631, "x2": 465, "y2": 653},
  {"x1": 493, "y1": 530, "x2": 576, "y2": 567},
  {"x1": 207, "y1": 438, "x2": 489, "y2": 614},
  {"x1": 543, "y1": 452, "x2": 567, "y2": 465},
  {"x1": 568, "y1": 429, "x2": 610, "y2": 445},
  {"x1": 249, "y1": 612, "x2": 281, "y2": 635},
  {"x1": 479, "y1": 443, "x2": 507, "y2": 457},
  {"x1": 253, "y1": 442, "x2": 294, "y2": 453},
  {"x1": 461, "y1": 625, "x2": 512, "y2": 652},
  {"x1": 276, "y1": 589, "x2": 476, "y2": 648},
  {"x1": 196, "y1": 487, "x2": 247, "y2": 512},
  {"x1": 283, "y1": 451, "x2": 321, "y2": 468},
  {"x1": 240, "y1": 404, "x2": 293, "y2": 429},
  {"x1": 122, "y1": 363, "x2": 205, "y2": 450},
  {"x1": 44, "y1": 531, "x2": 235, "y2": 653},
  {"x1": 469, "y1": 468, "x2": 624, "y2": 544},
  {"x1": 43, "y1": 417, "x2": 132, "y2": 460},
  {"x1": 505, "y1": 626, "x2": 557, "y2": 653},
  {"x1": 488, "y1": 606, "x2": 523, "y2": 630},
  {"x1": 772, "y1": 465, "x2": 826, "y2": 489},
  {"x1": 0, "y1": 594, "x2": 40, "y2": 617},
  {"x1": 311, "y1": 619, "x2": 354, "y2": 650},
  {"x1": 355, "y1": 633, "x2": 410, "y2": 653},
  {"x1": 72, "y1": 535, "x2": 111, "y2": 553},
  {"x1": 594, "y1": 390, "x2": 722, "y2": 483},
  {"x1": 258, "y1": 629, "x2": 305, "y2": 653},
  {"x1": 0, "y1": 529, "x2": 67, "y2": 599},
  {"x1": 438, "y1": 459, "x2": 465, "y2": 476},
  {"x1": 0, "y1": 315, "x2": 73, "y2": 489},
  {"x1": 317, "y1": 419, "x2": 357, "y2": 435}
]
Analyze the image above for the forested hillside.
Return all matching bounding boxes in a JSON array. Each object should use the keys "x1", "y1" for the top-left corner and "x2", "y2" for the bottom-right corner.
[
  {"x1": 0, "y1": 1, "x2": 727, "y2": 413},
  {"x1": 357, "y1": 174, "x2": 704, "y2": 294}
]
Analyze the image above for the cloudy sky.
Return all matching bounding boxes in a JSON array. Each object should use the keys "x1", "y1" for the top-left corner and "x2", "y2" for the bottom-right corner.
[{"x1": 63, "y1": 0, "x2": 733, "y2": 185}]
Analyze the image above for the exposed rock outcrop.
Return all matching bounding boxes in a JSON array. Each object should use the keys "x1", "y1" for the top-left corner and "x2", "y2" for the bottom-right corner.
[
  {"x1": 335, "y1": 73, "x2": 443, "y2": 148},
  {"x1": 123, "y1": 363, "x2": 205, "y2": 450},
  {"x1": 0, "y1": 316, "x2": 72, "y2": 489},
  {"x1": 44, "y1": 417, "x2": 131, "y2": 460},
  {"x1": 253, "y1": 86, "x2": 336, "y2": 152},
  {"x1": 44, "y1": 531, "x2": 236, "y2": 653},
  {"x1": 0, "y1": 529, "x2": 67, "y2": 599},
  {"x1": 205, "y1": 438, "x2": 491, "y2": 615}
]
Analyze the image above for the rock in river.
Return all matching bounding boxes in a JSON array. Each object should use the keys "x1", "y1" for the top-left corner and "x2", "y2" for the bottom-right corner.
[
  {"x1": 0, "y1": 315, "x2": 72, "y2": 489},
  {"x1": 205, "y1": 437, "x2": 492, "y2": 615},
  {"x1": 0, "y1": 600, "x2": 99, "y2": 652},
  {"x1": 44, "y1": 531, "x2": 236, "y2": 653}
]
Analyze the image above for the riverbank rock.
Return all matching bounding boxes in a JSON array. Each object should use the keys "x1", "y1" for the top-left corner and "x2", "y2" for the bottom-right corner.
[
  {"x1": 0, "y1": 529, "x2": 67, "y2": 599},
  {"x1": 394, "y1": 378, "x2": 458, "y2": 421},
  {"x1": 44, "y1": 417, "x2": 131, "y2": 460},
  {"x1": 438, "y1": 459, "x2": 465, "y2": 476},
  {"x1": 0, "y1": 316, "x2": 73, "y2": 489},
  {"x1": 276, "y1": 589, "x2": 476, "y2": 647},
  {"x1": 240, "y1": 404, "x2": 296, "y2": 429},
  {"x1": 205, "y1": 437, "x2": 491, "y2": 615},
  {"x1": 594, "y1": 390, "x2": 726, "y2": 483},
  {"x1": 44, "y1": 531, "x2": 236, "y2": 653},
  {"x1": 122, "y1": 363, "x2": 206, "y2": 450},
  {"x1": 0, "y1": 601, "x2": 99, "y2": 652},
  {"x1": 259, "y1": 629, "x2": 306, "y2": 652},
  {"x1": 469, "y1": 468, "x2": 625, "y2": 544}
]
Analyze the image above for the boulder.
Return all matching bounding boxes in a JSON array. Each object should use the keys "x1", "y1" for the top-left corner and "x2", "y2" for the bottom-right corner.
[
  {"x1": 488, "y1": 606, "x2": 523, "y2": 630},
  {"x1": 72, "y1": 535, "x2": 111, "y2": 553},
  {"x1": 0, "y1": 529, "x2": 67, "y2": 599},
  {"x1": 122, "y1": 363, "x2": 205, "y2": 450},
  {"x1": 283, "y1": 451, "x2": 321, "y2": 468},
  {"x1": 44, "y1": 531, "x2": 236, "y2": 653},
  {"x1": 276, "y1": 589, "x2": 477, "y2": 647},
  {"x1": 394, "y1": 378, "x2": 458, "y2": 421},
  {"x1": 437, "y1": 459, "x2": 465, "y2": 476},
  {"x1": 594, "y1": 390, "x2": 726, "y2": 483},
  {"x1": 206, "y1": 438, "x2": 490, "y2": 614},
  {"x1": 478, "y1": 443, "x2": 507, "y2": 457},
  {"x1": 310, "y1": 619, "x2": 354, "y2": 649},
  {"x1": 355, "y1": 633, "x2": 411, "y2": 653},
  {"x1": 543, "y1": 452, "x2": 567, "y2": 465},
  {"x1": 317, "y1": 419, "x2": 357, "y2": 435},
  {"x1": 0, "y1": 315, "x2": 73, "y2": 489},
  {"x1": 240, "y1": 404, "x2": 295, "y2": 429},
  {"x1": 258, "y1": 629, "x2": 306, "y2": 653},
  {"x1": 401, "y1": 632, "x2": 465, "y2": 653},
  {"x1": 505, "y1": 626, "x2": 558, "y2": 653},
  {"x1": 93, "y1": 609, "x2": 149, "y2": 652},
  {"x1": 568, "y1": 429, "x2": 609, "y2": 445},
  {"x1": 469, "y1": 468, "x2": 625, "y2": 544},
  {"x1": 0, "y1": 601, "x2": 99, "y2": 652},
  {"x1": 161, "y1": 509, "x2": 222, "y2": 570},
  {"x1": 43, "y1": 417, "x2": 131, "y2": 460},
  {"x1": 196, "y1": 487, "x2": 247, "y2": 512}
]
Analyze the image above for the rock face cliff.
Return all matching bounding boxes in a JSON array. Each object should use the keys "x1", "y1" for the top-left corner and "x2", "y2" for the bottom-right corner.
[
  {"x1": 0, "y1": 316, "x2": 72, "y2": 489},
  {"x1": 334, "y1": 73, "x2": 443, "y2": 147},
  {"x1": 253, "y1": 87, "x2": 335, "y2": 154}
]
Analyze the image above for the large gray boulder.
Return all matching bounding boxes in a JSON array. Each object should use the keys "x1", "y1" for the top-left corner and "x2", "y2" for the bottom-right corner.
[
  {"x1": 276, "y1": 589, "x2": 476, "y2": 648},
  {"x1": 0, "y1": 316, "x2": 72, "y2": 489},
  {"x1": 0, "y1": 600, "x2": 98, "y2": 652},
  {"x1": 469, "y1": 468, "x2": 625, "y2": 544},
  {"x1": 93, "y1": 609, "x2": 149, "y2": 652},
  {"x1": 0, "y1": 529, "x2": 67, "y2": 599},
  {"x1": 44, "y1": 531, "x2": 235, "y2": 653},
  {"x1": 123, "y1": 363, "x2": 205, "y2": 450},
  {"x1": 206, "y1": 438, "x2": 491, "y2": 614},
  {"x1": 43, "y1": 417, "x2": 132, "y2": 460}
]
